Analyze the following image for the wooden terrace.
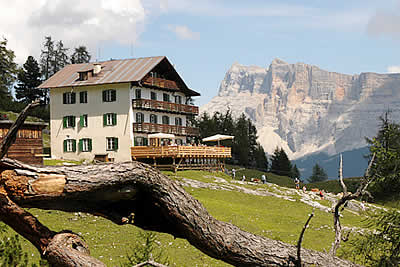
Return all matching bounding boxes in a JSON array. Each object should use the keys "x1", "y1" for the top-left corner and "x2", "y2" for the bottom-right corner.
[{"x1": 131, "y1": 145, "x2": 231, "y2": 172}]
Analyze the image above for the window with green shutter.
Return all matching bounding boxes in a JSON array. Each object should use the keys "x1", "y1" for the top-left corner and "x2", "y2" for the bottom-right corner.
[
  {"x1": 79, "y1": 138, "x2": 92, "y2": 152},
  {"x1": 103, "y1": 89, "x2": 116, "y2": 102},
  {"x1": 64, "y1": 139, "x2": 76, "y2": 152},
  {"x1": 106, "y1": 137, "x2": 118, "y2": 151},
  {"x1": 104, "y1": 113, "x2": 116, "y2": 126},
  {"x1": 63, "y1": 92, "x2": 76, "y2": 104},
  {"x1": 63, "y1": 116, "x2": 76, "y2": 128}
]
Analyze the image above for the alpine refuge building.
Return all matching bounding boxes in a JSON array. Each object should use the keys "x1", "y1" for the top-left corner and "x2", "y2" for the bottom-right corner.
[
  {"x1": 39, "y1": 56, "x2": 230, "y2": 170},
  {"x1": 0, "y1": 118, "x2": 47, "y2": 164}
]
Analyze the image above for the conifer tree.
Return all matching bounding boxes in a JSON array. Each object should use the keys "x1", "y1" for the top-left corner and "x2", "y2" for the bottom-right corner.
[
  {"x1": 0, "y1": 38, "x2": 17, "y2": 104},
  {"x1": 307, "y1": 163, "x2": 328, "y2": 183},
  {"x1": 234, "y1": 114, "x2": 250, "y2": 166},
  {"x1": 270, "y1": 147, "x2": 292, "y2": 176},
  {"x1": 15, "y1": 56, "x2": 43, "y2": 103},
  {"x1": 70, "y1": 46, "x2": 91, "y2": 64},
  {"x1": 291, "y1": 164, "x2": 300, "y2": 179},
  {"x1": 40, "y1": 36, "x2": 54, "y2": 80},
  {"x1": 53, "y1": 40, "x2": 69, "y2": 73}
]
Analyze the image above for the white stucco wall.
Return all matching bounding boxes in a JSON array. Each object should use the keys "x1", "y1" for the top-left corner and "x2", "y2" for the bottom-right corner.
[{"x1": 50, "y1": 83, "x2": 132, "y2": 162}]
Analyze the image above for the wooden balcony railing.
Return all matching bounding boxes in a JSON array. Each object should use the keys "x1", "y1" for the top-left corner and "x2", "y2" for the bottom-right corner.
[
  {"x1": 133, "y1": 123, "x2": 199, "y2": 136},
  {"x1": 142, "y1": 76, "x2": 179, "y2": 90},
  {"x1": 131, "y1": 145, "x2": 231, "y2": 159},
  {"x1": 132, "y1": 99, "x2": 199, "y2": 115}
]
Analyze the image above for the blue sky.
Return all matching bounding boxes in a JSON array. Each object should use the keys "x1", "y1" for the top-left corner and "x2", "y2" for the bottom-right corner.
[{"x1": 1, "y1": 0, "x2": 400, "y2": 105}]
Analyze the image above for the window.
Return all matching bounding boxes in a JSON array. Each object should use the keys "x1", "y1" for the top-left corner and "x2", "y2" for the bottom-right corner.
[
  {"x1": 103, "y1": 89, "x2": 116, "y2": 102},
  {"x1": 134, "y1": 137, "x2": 148, "y2": 146},
  {"x1": 175, "y1": 117, "x2": 182, "y2": 126},
  {"x1": 103, "y1": 113, "x2": 117, "y2": 126},
  {"x1": 63, "y1": 139, "x2": 76, "y2": 152},
  {"x1": 174, "y1": 95, "x2": 182, "y2": 104},
  {"x1": 79, "y1": 72, "x2": 88, "y2": 81},
  {"x1": 79, "y1": 138, "x2": 92, "y2": 152},
  {"x1": 136, "y1": 112, "x2": 144, "y2": 123},
  {"x1": 80, "y1": 91, "x2": 88, "y2": 103},
  {"x1": 135, "y1": 89, "x2": 142, "y2": 99},
  {"x1": 162, "y1": 115, "x2": 169, "y2": 125},
  {"x1": 63, "y1": 92, "x2": 76, "y2": 104},
  {"x1": 150, "y1": 114, "x2": 157, "y2": 124},
  {"x1": 106, "y1": 137, "x2": 118, "y2": 151},
  {"x1": 176, "y1": 139, "x2": 183, "y2": 145},
  {"x1": 80, "y1": 114, "x2": 88, "y2": 127},
  {"x1": 63, "y1": 116, "x2": 76, "y2": 128},
  {"x1": 151, "y1": 91, "x2": 157, "y2": 100},
  {"x1": 163, "y1": 93, "x2": 170, "y2": 102}
]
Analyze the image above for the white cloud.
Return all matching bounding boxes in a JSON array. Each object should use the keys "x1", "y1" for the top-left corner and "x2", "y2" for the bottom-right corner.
[
  {"x1": 0, "y1": 0, "x2": 147, "y2": 63},
  {"x1": 387, "y1": 65, "x2": 400, "y2": 73},
  {"x1": 167, "y1": 25, "x2": 200, "y2": 40}
]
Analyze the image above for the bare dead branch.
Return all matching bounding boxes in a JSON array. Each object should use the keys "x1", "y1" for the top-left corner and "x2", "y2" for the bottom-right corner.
[
  {"x1": 0, "y1": 99, "x2": 42, "y2": 160},
  {"x1": 297, "y1": 208, "x2": 315, "y2": 267},
  {"x1": 330, "y1": 153, "x2": 376, "y2": 256}
]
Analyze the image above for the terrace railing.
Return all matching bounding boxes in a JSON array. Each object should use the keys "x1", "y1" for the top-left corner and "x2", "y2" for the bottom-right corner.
[
  {"x1": 133, "y1": 122, "x2": 199, "y2": 136},
  {"x1": 131, "y1": 145, "x2": 231, "y2": 159},
  {"x1": 132, "y1": 99, "x2": 199, "y2": 115}
]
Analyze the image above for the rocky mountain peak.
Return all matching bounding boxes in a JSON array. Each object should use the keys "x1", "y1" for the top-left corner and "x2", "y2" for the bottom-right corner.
[{"x1": 202, "y1": 58, "x2": 400, "y2": 177}]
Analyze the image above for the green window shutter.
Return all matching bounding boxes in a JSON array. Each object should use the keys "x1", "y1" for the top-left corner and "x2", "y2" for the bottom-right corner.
[
  {"x1": 63, "y1": 93, "x2": 67, "y2": 104},
  {"x1": 111, "y1": 90, "x2": 116, "y2": 101},
  {"x1": 144, "y1": 138, "x2": 148, "y2": 146},
  {"x1": 78, "y1": 139, "x2": 83, "y2": 152},
  {"x1": 72, "y1": 140, "x2": 76, "y2": 152},
  {"x1": 71, "y1": 92, "x2": 76, "y2": 104},
  {"x1": 71, "y1": 116, "x2": 76, "y2": 127},
  {"x1": 114, "y1": 138, "x2": 118, "y2": 151},
  {"x1": 63, "y1": 140, "x2": 67, "y2": 152},
  {"x1": 88, "y1": 139, "x2": 92, "y2": 151},
  {"x1": 63, "y1": 117, "x2": 67, "y2": 128},
  {"x1": 112, "y1": 113, "x2": 117, "y2": 125},
  {"x1": 80, "y1": 115, "x2": 84, "y2": 127},
  {"x1": 134, "y1": 137, "x2": 137, "y2": 146},
  {"x1": 102, "y1": 90, "x2": 106, "y2": 102},
  {"x1": 80, "y1": 92, "x2": 83, "y2": 103},
  {"x1": 103, "y1": 114, "x2": 107, "y2": 126}
]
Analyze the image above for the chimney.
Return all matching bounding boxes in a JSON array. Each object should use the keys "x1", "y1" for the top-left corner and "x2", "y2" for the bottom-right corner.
[{"x1": 93, "y1": 63, "x2": 102, "y2": 75}]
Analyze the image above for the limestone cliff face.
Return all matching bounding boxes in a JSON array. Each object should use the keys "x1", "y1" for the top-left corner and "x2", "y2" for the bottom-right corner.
[{"x1": 202, "y1": 59, "x2": 400, "y2": 160}]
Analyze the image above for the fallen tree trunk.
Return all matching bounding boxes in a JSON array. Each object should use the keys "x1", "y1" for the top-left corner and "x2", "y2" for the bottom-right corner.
[{"x1": 0, "y1": 158, "x2": 360, "y2": 266}]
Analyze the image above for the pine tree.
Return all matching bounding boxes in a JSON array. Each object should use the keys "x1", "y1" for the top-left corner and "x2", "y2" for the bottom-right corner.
[
  {"x1": 40, "y1": 36, "x2": 54, "y2": 80},
  {"x1": 70, "y1": 46, "x2": 91, "y2": 64},
  {"x1": 0, "y1": 38, "x2": 17, "y2": 104},
  {"x1": 234, "y1": 114, "x2": 250, "y2": 166},
  {"x1": 53, "y1": 40, "x2": 69, "y2": 73},
  {"x1": 291, "y1": 164, "x2": 300, "y2": 179},
  {"x1": 15, "y1": 56, "x2": 43, "y2": 103},
  {"x1": 254, "y1": 143, "x2": 268, "y2": 170},
  {"x1": 307, "y1": 163, "x2": 328, "y2": 183},
  {"x1": 270, "y1": 147, "x2": 292, "y2": 176},
  {"x1": 366, "y1": 112, "x2": 400, "y2": 199}
]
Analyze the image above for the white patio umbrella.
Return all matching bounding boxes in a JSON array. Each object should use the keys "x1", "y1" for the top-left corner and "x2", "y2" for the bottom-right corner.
[
  {"x1": 202, "y1": 134, "x2": 234, "y2": 146},
  {"x1": 148, "y1": 133, "x2": 175, "y2": 139}
]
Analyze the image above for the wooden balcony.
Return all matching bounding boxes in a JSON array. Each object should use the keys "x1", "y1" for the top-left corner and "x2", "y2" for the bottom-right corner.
[
  {"x1": 131, "y1": 145, "x2": 231, "y2": 159},
  {"x1": 142, "y1": 76, "x2": 179, "y2": 90},
  {"x1": 133, "y1": 123, "x2": 199, "y2": 136},
  {"x1": 132, "y1": 99, "x2": 199, "y2": 115}
]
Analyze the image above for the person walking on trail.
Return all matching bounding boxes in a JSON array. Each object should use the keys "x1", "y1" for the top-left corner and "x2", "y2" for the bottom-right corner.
[
  {"x1": 242, "y1": 175, "x2": 246, "y2": 182},
  {"x1": 261, "y1": 174, "x2": 266, "y2": 184},
  {"x1": 232, "y1": 168, "x2": 236, "y2": 179},
  {"x1": 294, "y1": 177, "x2": 300, "y2": 189}
]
